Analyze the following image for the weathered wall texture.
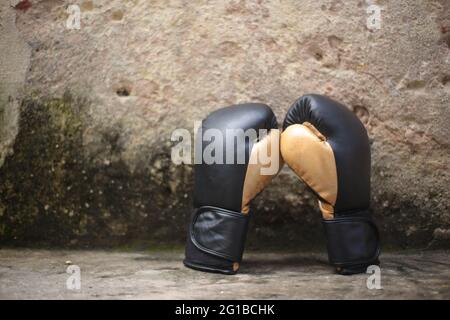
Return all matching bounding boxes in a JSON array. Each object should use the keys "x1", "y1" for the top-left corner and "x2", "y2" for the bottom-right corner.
[
  {"x1": 0, "y1": 1, "x2": 30, "y2": 168},
  {"x1": 0, "y1": 0, "x2": 449, "y2": 248}
]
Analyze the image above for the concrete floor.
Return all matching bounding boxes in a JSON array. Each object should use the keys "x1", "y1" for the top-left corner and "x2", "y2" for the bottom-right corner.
[{"x1": 0, "y1": 249, "x2": 448, "y2": 299}]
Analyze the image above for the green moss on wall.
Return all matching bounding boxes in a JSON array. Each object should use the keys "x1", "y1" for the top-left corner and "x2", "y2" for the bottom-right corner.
[
  {"x1": 0, "y1": 92, "x2": 447, "y2": 249},
  {"x1": 0, "y1": 92, "x2": 193, "y2": 247},
  {"x1": 0, "y1": 92, "x2": 86, "y2": 244}
]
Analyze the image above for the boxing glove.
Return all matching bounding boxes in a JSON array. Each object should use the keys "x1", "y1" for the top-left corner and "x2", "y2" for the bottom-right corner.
[
  {"x1": 184, "y1": 103, "x2": 281, "y2": 274},
  {"x1": 281, "y1": 94, "x2": 380, "y2": 275}
]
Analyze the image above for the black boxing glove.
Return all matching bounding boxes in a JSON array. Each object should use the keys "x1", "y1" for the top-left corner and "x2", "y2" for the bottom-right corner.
[
  {"x1": 281, "y1": 94, "x2": 380, "y2": 275},
  {"x1": 184, "y1": 103, "x2": 282, "y2": 274}
]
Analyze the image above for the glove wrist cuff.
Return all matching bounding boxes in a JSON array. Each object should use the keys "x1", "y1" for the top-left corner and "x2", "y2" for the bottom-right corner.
[
  {"x1": 322, "y1": 209, "x2": 380, "y2": 274},
  {"x1": 189, "y1": 206, "x2": 250, "y2": 263}
]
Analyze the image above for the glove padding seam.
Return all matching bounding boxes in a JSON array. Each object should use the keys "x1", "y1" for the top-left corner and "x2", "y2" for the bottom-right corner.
[{"x1": 190, "y1": 206, "x2": 249, "y2": 262}]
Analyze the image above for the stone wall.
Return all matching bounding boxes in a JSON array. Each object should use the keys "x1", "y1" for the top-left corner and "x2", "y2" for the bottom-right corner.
[{"x1": 0, "y1": 0, "x2": 449, "y2": 248}]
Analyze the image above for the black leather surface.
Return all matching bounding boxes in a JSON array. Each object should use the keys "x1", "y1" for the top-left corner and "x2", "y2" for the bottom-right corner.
[
  {"x1": 194, "y1": 103, "x2": 277, "y2": 212},
  {"x1": 185, "y1": 103, "x2": 278, "y2": 274},
  {"x1": 322, "y1": 210, "x2": 380, "y2": 266},
  {"x1": 190, "y1": 206, "x2": 249, "y2": 262},
  {"x1": 283, "y1": 94, "x2": 370, "y2": 213},
  {"x1": 185, "y1": 230, "x2": 236, "y2": 274},
  {"x1": 283, "y1": 94, "x2": 380, "y2": 273}
]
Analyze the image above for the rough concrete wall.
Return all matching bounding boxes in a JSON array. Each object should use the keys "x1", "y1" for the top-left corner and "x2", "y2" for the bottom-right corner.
[
  {"x1": 0, "y1": 0, "x2": 448, "y2": 248},
  {"x1": 0, "y1": 1, "x2": 30, "y2": 168}
]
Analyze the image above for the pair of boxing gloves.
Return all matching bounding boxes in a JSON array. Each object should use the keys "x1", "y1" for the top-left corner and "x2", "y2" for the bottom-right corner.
[{"x1": 184, "y1": 94, "x2": 380, "y2": 275}]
